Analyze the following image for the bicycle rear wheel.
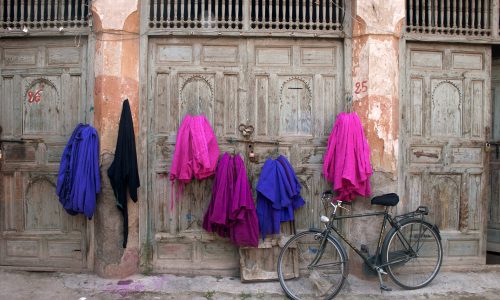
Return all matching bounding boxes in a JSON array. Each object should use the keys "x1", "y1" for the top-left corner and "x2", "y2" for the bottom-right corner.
[
  {"x1": 382, "y1": 218, "x2": 443, "y2": 289},
  {"x1": 277, "y1": 230, "x2": 347, "y2": 300}
]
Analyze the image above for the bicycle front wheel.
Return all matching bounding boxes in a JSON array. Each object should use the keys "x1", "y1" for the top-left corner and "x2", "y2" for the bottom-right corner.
[
  {"x1": 277, "y1": 230, "x2": 347, "y2": 300},
  {"x1": 382, "y1": 219, "x2": 443, "y2": 289}
]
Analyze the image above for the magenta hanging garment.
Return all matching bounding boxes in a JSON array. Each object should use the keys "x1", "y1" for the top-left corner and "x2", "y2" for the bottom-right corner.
[
  {"x1": 169, "y1": 115, "x2": 220, "y2": 209},
  {"x1": 323, "y1": 112, "x2": 372, "y2": 201},
  {"x1": 229, "y1": 155, "x2": 259, "y2": 247}
]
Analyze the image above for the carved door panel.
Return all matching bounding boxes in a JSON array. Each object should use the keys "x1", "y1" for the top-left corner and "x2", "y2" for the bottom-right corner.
[
  {"x1": 148, "y1": 38, "x2": 247, "y2": 274},
  {"x1": 0, "y1": 38, "x2": 89, "y2": 270},
  {"x1": 404, "y1": 43, "x2": 490, "y2": 265},
  {"x1": 239, "y1": 39, "x2": 343, "y2": 280},
  {"x1": 147, "y1": 38, "x2": 343, "y2": 275},
  {"x1": 245, "y1": 39, "x2": 343, "y2": 230}
]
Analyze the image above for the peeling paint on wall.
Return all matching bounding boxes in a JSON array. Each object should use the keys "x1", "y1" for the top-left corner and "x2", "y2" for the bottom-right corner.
[{"x1": 92, "y1": 0, "x2": 141, "y2": 278}]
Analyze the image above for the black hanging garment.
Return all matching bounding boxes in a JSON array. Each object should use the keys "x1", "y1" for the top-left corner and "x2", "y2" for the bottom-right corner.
[{"x1": 108, "y1": 99, "x2": 140, "y2": 248}]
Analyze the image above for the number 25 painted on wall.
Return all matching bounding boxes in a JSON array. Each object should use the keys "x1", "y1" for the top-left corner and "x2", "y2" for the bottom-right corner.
[{"x1": 354, "y1": 80, "x2": 368, "y2": 94}]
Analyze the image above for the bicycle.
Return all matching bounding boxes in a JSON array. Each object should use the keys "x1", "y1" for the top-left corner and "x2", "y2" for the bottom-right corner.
[{"x1": 277, "y1": 191, "x2": 443, "y2": 300}]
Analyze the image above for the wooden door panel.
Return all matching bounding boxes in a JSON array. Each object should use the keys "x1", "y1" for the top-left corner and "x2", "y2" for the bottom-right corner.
[
  {"x1": 430, "y1": 80, "x2": 462, "y2": 137},
  {"x1": 24, "y1": 174, "x2": 63, "y2": 231},
  {"x1": 404, "y1": 43, "x2": 490, "y2": 264},
  {"x1": 0, "y1": 38, "x2": 88, "y2": 270},
  {"x1": 149, "y1": 38, "x2": 244, "y2": 274},
  {"x1": 148, "y1": 38, "x2": 343, "y2": 275}
]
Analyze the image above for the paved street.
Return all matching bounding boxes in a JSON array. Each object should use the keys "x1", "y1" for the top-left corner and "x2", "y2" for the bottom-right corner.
[{"x1": 1, "y1": 268, "x2": 500, "y2": 299}]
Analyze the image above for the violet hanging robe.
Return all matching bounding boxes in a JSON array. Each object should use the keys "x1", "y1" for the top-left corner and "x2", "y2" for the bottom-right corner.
[
  {"x1": 202, "y1": 153, "x2": 233, "y2": 238},
  {"x1": 107, "y1": 99, "x2": 140, "y2": 248},
  {"x1": 276, "y1": 155, "x2": 305, "y2": 221},
  {"x1": 57, "y1": 124, "x2": 101, "y2": 219},
  {"x1": 229, "y1": 155, "x2": 259, "y2": 247},
  {"x1": 57, "y1": 123, "x2": 86, "y2": 215},
  {"x1": 256, "y1": 156, "x2": 304, "y2": 239},
  {"x1": 256, "y1": 159, "x2": 280, "y2": 239}
]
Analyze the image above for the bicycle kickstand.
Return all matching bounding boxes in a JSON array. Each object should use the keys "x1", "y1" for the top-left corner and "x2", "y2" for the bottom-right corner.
[{"x1": 375, "y1": 267, "x2": 392, "y2": 293}]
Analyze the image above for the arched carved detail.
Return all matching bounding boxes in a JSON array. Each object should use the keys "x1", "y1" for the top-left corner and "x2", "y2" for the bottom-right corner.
[
  {"x1": 431, "y1": 80, "x2": 462, "y2": 103},
  {"x1": 26, "y1": 175, "x2": 57, "y2": 192},
  {"x1": 278, "y1": 76, "x2": 313, "y2": 135},
  {"x1": 279, "y1": 76, "x2": 312, "y2": 102},
  {"x1": 179, "y1": 75, "x2": 215, "y2": 103},
  {"x1": 430, "y1": 80, "x2": 462, "y2": 137},
  {"x1": 23, "y1": 77, "x2": 59, "y2": 104}
]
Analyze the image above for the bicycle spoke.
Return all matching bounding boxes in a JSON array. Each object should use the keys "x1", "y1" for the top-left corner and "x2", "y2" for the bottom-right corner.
[
  {"x1": 278, "y1": 231, "x2": 347, "y2": 300},
  {"x1": 383, "y1": 219, "x2": 443, "y2": 290}
]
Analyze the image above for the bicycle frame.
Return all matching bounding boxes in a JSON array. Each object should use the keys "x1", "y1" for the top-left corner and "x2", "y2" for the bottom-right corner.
[{"x1": 320, "y1": 204, "x2": 425, "y2": 271}]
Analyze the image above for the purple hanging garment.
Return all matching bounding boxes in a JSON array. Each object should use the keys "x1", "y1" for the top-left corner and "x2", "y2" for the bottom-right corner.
[
  {"x1": 203, "y1": 153, "x2": 259, "y2": 247},
  {"x1": 202, "y1": 153, "x2": 233, "y2": 237},
  {"x1": 256, "y1": 156, "x2": 304, "y2": 240},
  {"x1": 229, "y1": 155, "x2": 259, "y2": 247},
  {"x1": 57, "y1": 124, "x2": 101, "y2": 219}
]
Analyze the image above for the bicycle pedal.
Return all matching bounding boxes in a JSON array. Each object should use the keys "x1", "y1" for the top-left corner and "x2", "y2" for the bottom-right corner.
[{"x1": 380, "y1": 285, "x2": 392, "y2": 292}]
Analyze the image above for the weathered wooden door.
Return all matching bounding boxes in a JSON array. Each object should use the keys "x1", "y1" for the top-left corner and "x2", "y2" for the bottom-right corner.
[
  {"x1": 238, "y1": 39, "x2": 343, "y2": 280},
  {"x1": 488, "y1": 59, "x2": 500, "y2": 253},
  {"x1": 147, "y1": 37, "x2": 343, "y2": 275},
  {"x1": 403, "y1": 43, "x2": 490, "y2": 265},
  {"x1": 0, "y1": 38, "x2": 90, "y2": 270}
]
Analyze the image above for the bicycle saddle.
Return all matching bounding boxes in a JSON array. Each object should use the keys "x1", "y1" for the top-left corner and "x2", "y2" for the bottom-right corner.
[{"x1": 371, "y1": 193, "x2": 399, "y2": 206}]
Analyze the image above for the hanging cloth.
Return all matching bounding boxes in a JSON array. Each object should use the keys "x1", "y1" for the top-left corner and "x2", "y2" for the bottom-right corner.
[
  {"x1": 169, "y1": 115, "x2": 219, "y2": 209},
  {"x1": 323, "y1": 112, "x2": 372, "y2": 201},
  {"x1": 229, "y1": 155, "x2": 259, "y2": 247},
  {"x1": 202, "y1": 153, "x2": 233, "y2": 238},
  {"x1": 107, "y1": 99, "x2": 140, "y2": 248},
  {"x1": 203, "y1": 153, "x2": 259, "y2": 247},
  {"x1": 56, "y1": 124, "x2": 101, "y2": 219},
  {"x1": 256, "y1": 155, "x2": 305, "y2": 240}
]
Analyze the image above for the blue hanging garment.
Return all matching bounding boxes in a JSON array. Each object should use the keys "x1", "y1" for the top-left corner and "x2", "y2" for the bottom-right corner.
[
  {"x1": 56, "y1": 124, "x2": 101, "y2": 219},
  {"x1": 256, "y1": 155, "x2": 305, "y2": 239}
]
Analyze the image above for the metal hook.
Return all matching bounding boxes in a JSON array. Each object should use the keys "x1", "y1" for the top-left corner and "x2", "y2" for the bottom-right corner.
[{"x1": 345, "y1": 95, "x2": 353, "y2": 113}]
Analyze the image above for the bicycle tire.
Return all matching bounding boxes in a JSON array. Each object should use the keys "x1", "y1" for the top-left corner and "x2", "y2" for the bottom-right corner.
[
  {"x1": 277, "y1": 230, "x2": 348, "y2": 300},
  {"x1": 381, "y1": 218, "x2": 443, "y2": 289}
]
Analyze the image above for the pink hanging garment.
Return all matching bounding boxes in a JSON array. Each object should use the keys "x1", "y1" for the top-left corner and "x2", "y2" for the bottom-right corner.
[
  {"x1": 169, "y1": 115, "x2": 220, "y2": 209},
  {"x1": 323, "y1": 112, "x2": 372, "y2": 201}
]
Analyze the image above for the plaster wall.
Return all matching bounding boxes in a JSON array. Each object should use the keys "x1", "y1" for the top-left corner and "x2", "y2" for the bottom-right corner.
[
  {"x1": 348, "y1": 0, "x2": 404, "y2": 278},
  {"x1": 91, "y1": 0, "x2": 141, "y2": 278}
]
